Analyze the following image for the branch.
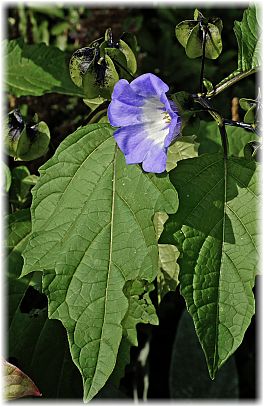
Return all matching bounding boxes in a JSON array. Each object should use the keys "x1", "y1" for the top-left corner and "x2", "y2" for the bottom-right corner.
[{"x1": 206, "y1": 68, "x2": 257, "y2": 99}]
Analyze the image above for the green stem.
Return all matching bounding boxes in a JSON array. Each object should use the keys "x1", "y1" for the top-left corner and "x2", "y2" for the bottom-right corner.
[
  {"x1": 223, "y1": 119, "x2": 256, "y2": 133},
  {"x1": 193, "y1": 95, "x2": 228, "y2": 156},
  {"x1": 194, "y1": 95, "x2": 223, "y2": 125},
  {"x1": 87, "y1": 108, "x2": 108, "y2": 124},
  {"x1": 206, "y1": 68, "x2": 257, "y2": 98}
]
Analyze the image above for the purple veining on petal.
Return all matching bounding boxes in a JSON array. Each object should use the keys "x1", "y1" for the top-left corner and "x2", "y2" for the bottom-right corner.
[{"x1": 108, "y1": 73, "x2": 181, "y2": 173}]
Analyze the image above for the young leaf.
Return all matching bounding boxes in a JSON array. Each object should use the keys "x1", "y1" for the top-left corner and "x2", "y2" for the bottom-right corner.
[
  {"x1": 22, "y1": 174, "x2": 39, "y2": 186},
  {"x1": 244, "y1": 141, "x2": 262, "y2": 162},
  {"x1": 3, "y1": 360, "x2": 41, "y2": 400},
  {"x1": 239, "y1": 97, "x2": 256, "y2": 111},
  {"x1": 5, "y1": 39, "x2": 84, "y2": 97},
  {"x1": 234, "y1": 5, "x2": 261, "y2": 72},
  {"x1": 161, "y1": 153, "x2": 259, "y2": 378},
  {"x1": 203, "y1": 78, "x2": 214, "y2": 93},
  {"x1": 21, "y1": 123, "x2": 178, "y2": 401}
]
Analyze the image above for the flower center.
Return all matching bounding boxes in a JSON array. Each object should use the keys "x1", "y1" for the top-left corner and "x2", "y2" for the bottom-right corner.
[{"x1": 162, "y1": 111, "x2": 171, "y2": 123}]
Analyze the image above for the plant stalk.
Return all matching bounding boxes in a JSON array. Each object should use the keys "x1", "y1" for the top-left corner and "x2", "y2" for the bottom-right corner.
[
  {"x1": 206, "y1": 68, "x2": 257, "y2": 99},
  {"x1": 218, "y1": 123, "x2": 229, "y2": 159},
  {"x1": 223, "y1": 119, "x2": 256, "y2": 132}
]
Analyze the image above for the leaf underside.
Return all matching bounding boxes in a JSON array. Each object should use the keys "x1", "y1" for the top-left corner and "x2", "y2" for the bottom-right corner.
[
  {"x1": 161, "y1": 153, "x2": 259, "y2": 378},
  {"x1": 21, "y1": 123, "x2": 178, "y2": 401}
]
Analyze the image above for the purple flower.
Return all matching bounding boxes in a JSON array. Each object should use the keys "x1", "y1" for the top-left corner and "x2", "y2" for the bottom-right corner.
[{"x1": 108, "y1": 73, "x2": 181, "y2": 173}]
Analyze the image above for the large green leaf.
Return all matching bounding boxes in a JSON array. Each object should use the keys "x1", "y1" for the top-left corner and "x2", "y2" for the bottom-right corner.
[
  {"x1": 21, "y1": 123, "x2": 178, "y2": 401},
  {"x1": 161, "y1": 153, "x2": 259, "y2": 378},
  {"x1": 211, "y1": 6, "x2": 260, "y2": 96},
  {"x1": 7, "y1": 210, "x2": 83, "y2": 399},
  {"x1": 5, "y1": 39, "x2": 84, "y2": 97},
  {"x1": 234, "y1": 6, "x2": 261, "y2": 72}
]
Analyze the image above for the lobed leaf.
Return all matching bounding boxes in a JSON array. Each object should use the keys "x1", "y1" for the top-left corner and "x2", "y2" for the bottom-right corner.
[
  {"x1": 21, "y1": 123, "x2": 178, "y2": 400},
  {"x1": 161, "y1": 153, "x2": 260, "y2": 378}
]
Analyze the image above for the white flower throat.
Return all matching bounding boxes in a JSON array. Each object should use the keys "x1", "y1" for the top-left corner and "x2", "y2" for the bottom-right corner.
[{"x1": 141, "y1": 97, "x2": 171, "y2": 146}]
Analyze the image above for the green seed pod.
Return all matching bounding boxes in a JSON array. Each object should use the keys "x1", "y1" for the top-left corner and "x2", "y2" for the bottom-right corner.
[
  {"x1": 5, "y1": 110, "x2": 50, "y2": 161},
  {"x1": 69, "y1": 47, "x2": 96, "y2": 87},
  {"x1": 69, "y1": 28, "x2": 137, "y2": 101},
  {"x1": 175, "y1": 11, "x2": 223, "y2": 59},
  {"x1": 82, "y1": 54, "x2": 119, "y2": 99}
]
